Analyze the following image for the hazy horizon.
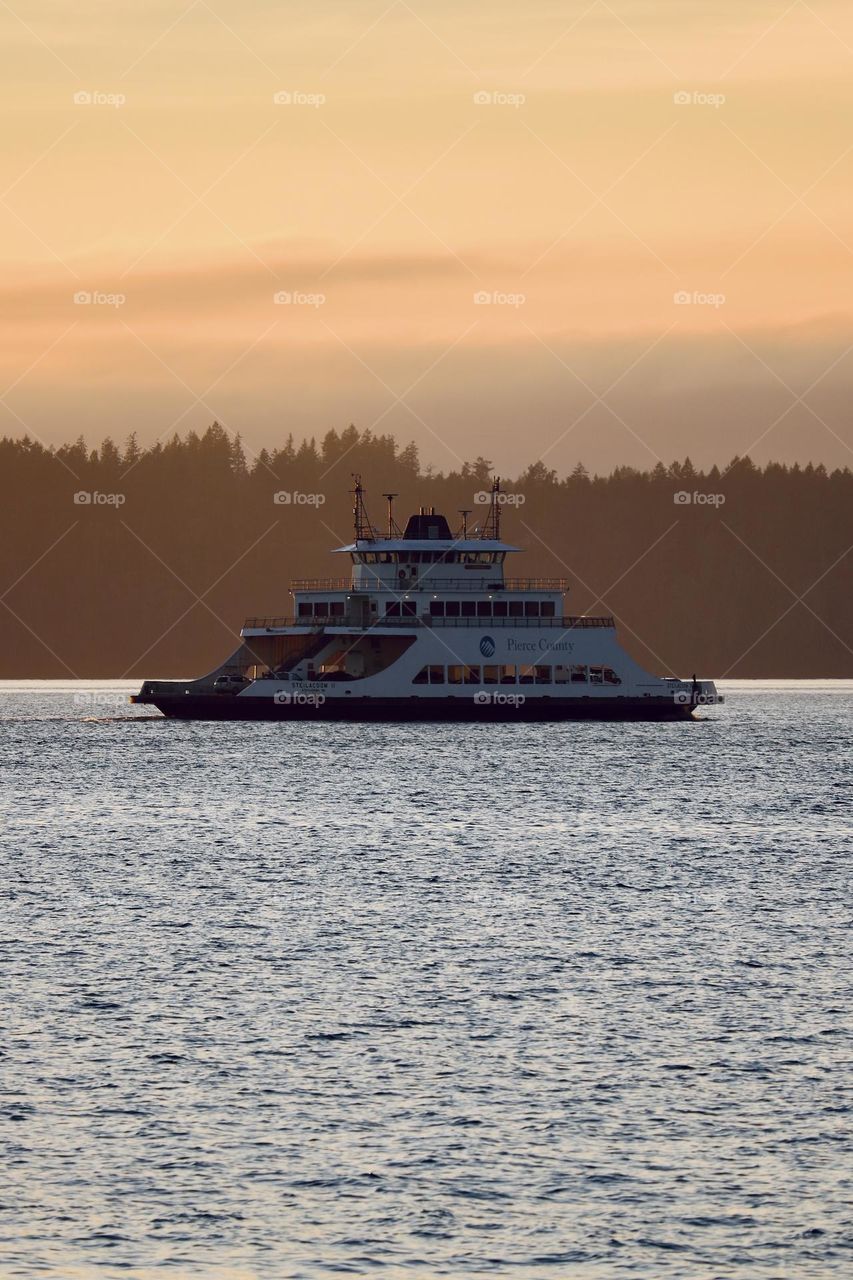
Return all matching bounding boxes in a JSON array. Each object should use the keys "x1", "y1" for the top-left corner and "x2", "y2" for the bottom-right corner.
[{"x1": 3, "y1": 2, "x2": 853, "y2": 474}]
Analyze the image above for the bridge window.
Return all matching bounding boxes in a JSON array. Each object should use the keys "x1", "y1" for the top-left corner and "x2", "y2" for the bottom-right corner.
[
  {"x1": 297, "y1": 602, "x2": 312, "y2": 617},
  {"x1": 541, "y1": 601, "x2": 555, "y2": 618},
  {"x1": 329, "y1": 601, "x2": 345, "y2": 617},
  {"x1": 524, "y1": 601, "x2": 540, "y2": 617}
]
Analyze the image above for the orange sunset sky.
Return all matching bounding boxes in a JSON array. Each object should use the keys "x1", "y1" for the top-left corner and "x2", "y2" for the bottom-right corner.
[{"x1": 2, "y1": 0, "x2": 853, "y2": 474}]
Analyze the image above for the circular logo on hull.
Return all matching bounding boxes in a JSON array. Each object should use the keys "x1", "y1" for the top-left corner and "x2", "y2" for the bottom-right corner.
[{"x1": 479, "y1": 635, "x2": 496, "y2": 658}]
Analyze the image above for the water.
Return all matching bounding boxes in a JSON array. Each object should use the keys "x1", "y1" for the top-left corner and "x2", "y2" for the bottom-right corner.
[{"x1": 1, "y1": 681, "x2": 850, "y2": 1280}]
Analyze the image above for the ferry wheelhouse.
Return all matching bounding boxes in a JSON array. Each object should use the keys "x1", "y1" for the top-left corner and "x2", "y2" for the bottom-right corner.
[{"x1": 132, "y1": 479, "x2": 722, "y2": 720}]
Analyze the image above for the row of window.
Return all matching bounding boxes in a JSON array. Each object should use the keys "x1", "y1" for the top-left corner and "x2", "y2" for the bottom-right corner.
[
  {"x1": 355, "y1": 551, "x2": 504, "y2": 566},
  {"x1": 297, "y1": 601, "x2": 346, "y2": 617},
  {"x1": 429, "y1": 599, "x2": 556, "y2": 618},
  {"x1": 296, "y1": 599, "x2": 559, "y2": 619},
  {"x1": 412, "y1": 664, "x2": 622, "y2": 686}
]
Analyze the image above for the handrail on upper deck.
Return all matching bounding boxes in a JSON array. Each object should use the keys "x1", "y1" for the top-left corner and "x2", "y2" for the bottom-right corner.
[
  {"x1": 243, "y1": 614, "x2": 614, "y2": 630},
  {"x1": 289, "y1": 576, "x2": 569, "y2": 592}
]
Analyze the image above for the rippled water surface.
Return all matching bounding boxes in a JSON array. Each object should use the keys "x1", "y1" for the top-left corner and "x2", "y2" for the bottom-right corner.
[{"x1": 1, "y1": 681, "x2": 851, "y2": 1280}]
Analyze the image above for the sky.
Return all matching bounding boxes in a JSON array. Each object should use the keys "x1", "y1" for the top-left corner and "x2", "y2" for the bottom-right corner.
[{"x1": 2, "y1": 0, "x2": 853, "y2": 475}]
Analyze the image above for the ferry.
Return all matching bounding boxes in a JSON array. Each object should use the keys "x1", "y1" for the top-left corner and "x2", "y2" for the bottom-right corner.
[{"x1": 132, "y1": 479, "x2": 722, "y2": 721}]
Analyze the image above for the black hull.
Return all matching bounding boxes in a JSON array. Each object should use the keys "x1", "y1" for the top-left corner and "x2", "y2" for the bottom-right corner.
[{"x1": 134, "y1": 694, "x2": 698, "y2": 722}]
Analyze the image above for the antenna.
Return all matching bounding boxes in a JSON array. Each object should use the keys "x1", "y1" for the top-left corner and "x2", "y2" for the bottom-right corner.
[
  {"x1": 458, "y1": 509, "x2": 471, "y2": 538},
  {"x1": 381, "y1": 492, "x2": 400, "y2": 538},
  {"x1": 480, "y1": 477, "x2": 502, "y2": 540},
  {"x1": 351, "y1": 474, "x2": 377, "y2": 541}
]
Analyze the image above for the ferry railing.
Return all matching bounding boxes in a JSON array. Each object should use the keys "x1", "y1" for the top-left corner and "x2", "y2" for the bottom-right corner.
[
  {"x1": 243, "y1": 614, "x2": 615, "y2": 630},
  {"x1": 289, "y1": 577, "x2": 569, "y2": 592}
]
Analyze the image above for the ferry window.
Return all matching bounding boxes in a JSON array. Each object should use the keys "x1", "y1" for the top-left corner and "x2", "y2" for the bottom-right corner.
[
  {"x1": 401, "y1": 602, "x2": 416, "y2": 617},
  {"x1": 297, "y1": 602, "x2": 312, "y2": 617},
  {"x1": 476, "y1": 601, "x2": 491, "y2": 617},
  {"x1": 483, "y1": 665, "x2": 499, "y2": 684},
  {"x1": 460, "y1": 601, "x2": 476, "y2": 618},
  {"x1": 541, "y1": 601, "x2": 555, "y2": 618},
  {"x1": 604, "y1": 667, "x2": 621, "y2": 685},
  {"x1": 329, "y1": 601, "x2": 345, "y2": 617},
  {"x1": 493, "y1": 600, "x2": 508, "y2": 617},
  {"x1": 519, "y1": 665, "x2": 535, "y2": 684},
  {"x1": 500, "y1": 665, "x2": 516, "y2": 683},
  {"x1": 555, "y1": 665, "x2": 570, "y2": 684},
  {"x1": 412, "y1": 666, "x2": 429, "y2": 685},
  {"x1": 428, "y1": 665, "x2": 445, "y2": 684},
  {"x1": 445, "y1": 600, "x2": 460, "y2": 617},
  {"x1": 571, "y1": 665, "x2": 587, "y2": 682},
  {"x1": 508, "y1": 600, "x2": 523, "y2": 617},
  {"x1": 429, "y1": 601, "x2": 445, "y2": 616},
  {"x1": 535, "y1": 665, "x2": 551, "y2": 684},
  {"x1": 495, "y1": 552, "x2": 506, "y2": 564},
  {"x1": 464, "y1": 665, "x2": 480, "y2": 684},
  {"x1": 410, "y1": 552, "x2": 420, "y2": 564},
  {"x1": 447, "y1": 665, "x2": 463, "y2": 684},
  {"x1": 379, "y1": 552, "x2": 393, "y2": 564},
  {"x1": 314, "y1": 601, "x2": 329, "y2": 616},
  {"x1": 589, "y1": 666, "x2": 604, "y2": 684},
  {"x1": 524, "y1": 601, "x2": 539, "y2": 617},
  {"x1": 362, "y1": 552, "x2": 377, "y2": 564},
  {"x1": 386, "y1": 602, "x2": 401, "y2": 617}
]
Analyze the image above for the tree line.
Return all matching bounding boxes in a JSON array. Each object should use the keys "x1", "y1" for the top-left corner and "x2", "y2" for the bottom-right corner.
[{"x1": 0, "y1": 423, "x2": 850, "y2": 678}]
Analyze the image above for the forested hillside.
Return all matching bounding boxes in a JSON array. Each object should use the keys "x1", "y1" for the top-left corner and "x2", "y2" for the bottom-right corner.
[{"x1": 0, "y1": 424, "x2": 850, "y2": 678}]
